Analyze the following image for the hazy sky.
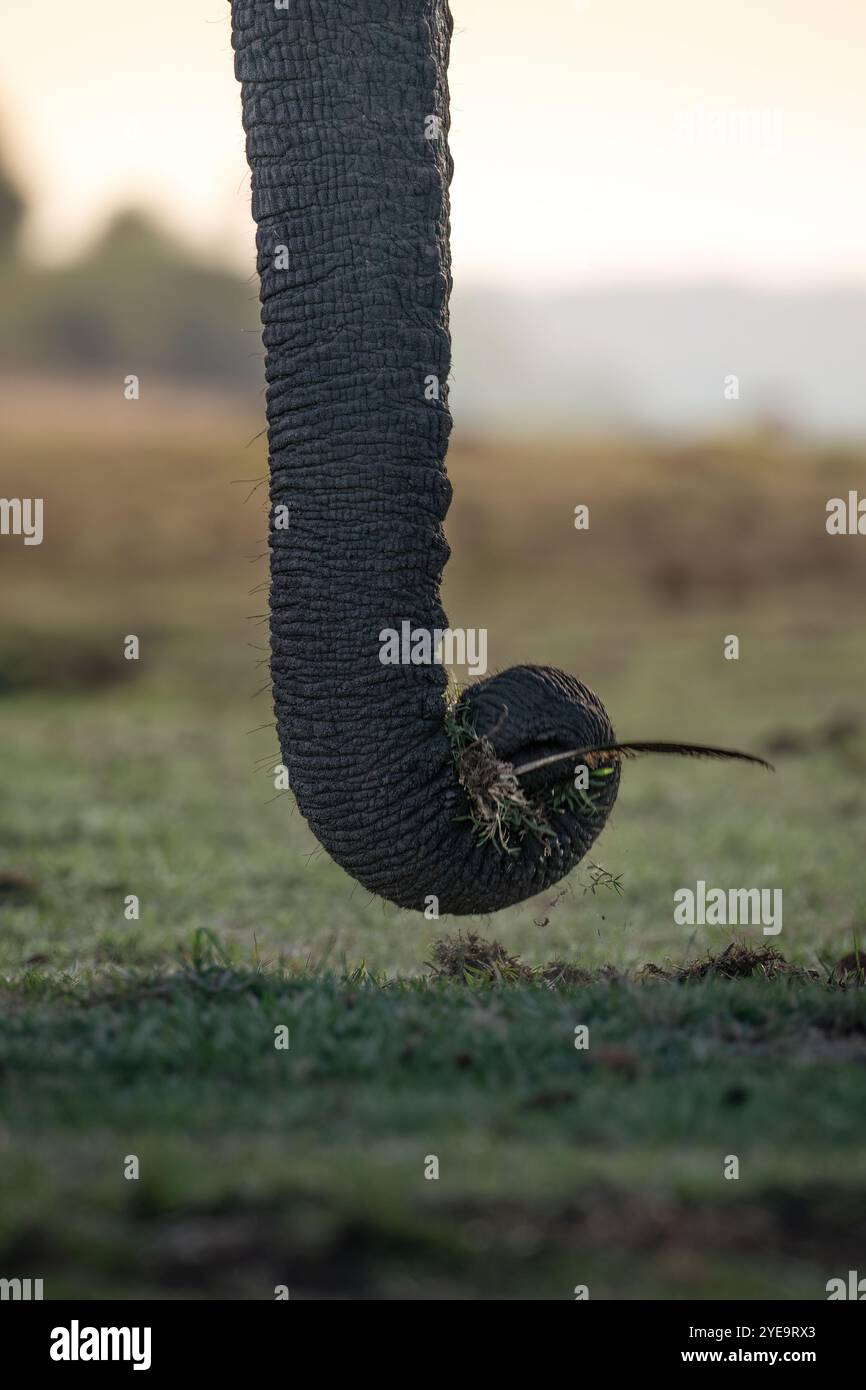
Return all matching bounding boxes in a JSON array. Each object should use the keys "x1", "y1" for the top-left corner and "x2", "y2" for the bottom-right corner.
[{"x1": 3, "y1": 0, "x2": 866, "y2": 288}]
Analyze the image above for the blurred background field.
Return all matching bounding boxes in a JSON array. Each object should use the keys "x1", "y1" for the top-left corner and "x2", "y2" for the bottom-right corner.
[{"x1": 3, "y1": 386, "x2": 866, "y2": 976}]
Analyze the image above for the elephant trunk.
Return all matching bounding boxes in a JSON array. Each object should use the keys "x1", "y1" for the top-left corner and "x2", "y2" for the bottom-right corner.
[{"x1": 232, "y1": 0, "x2": 619, "y2": 914}]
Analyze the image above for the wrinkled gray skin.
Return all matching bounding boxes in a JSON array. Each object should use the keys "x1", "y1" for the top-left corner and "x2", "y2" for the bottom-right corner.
[{"x1": 232, "y1": 0, "x2": 619, "y2": 912}]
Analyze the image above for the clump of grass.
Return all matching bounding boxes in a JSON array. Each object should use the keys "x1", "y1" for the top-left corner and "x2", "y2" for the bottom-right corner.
[
  {"x1": 539, "y1": 958, "x2": 597, "y2": 988},
  {"x1": 675, "y1": 942, "x2": 788, "y2": 981},
  {"x1": 444, "y1": 693, "x2": 608, "y2": 854},
  {"x1": 428, "y1": 935, "x2": 621, "y2": 990},
  {"x1": 444, "y1": 698, "x2": 545, "y2": 852},
  {"x1": 427, "y1": 932, "x2": 534, "y2": 983},
  {"x1": 828, "y1": 930, "x2": 865, "y2": 986},
  {"x1": 832, "y1": 951, "x2": 866, "y2": 985},
  {"x1": 661, "y1": 942, "x2": 817, "y2": 984},
  {"x1": 429, "y1": 935, "x2": 830, "y2": 992}
]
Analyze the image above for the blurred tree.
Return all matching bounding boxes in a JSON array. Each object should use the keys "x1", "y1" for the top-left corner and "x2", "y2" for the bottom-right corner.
[
  {"x1": 85, "y1": 207, "x2": 193, "y2": 270},
  {"x1": 0, "y1": 143, "x2": 25, "y2": 260},
  {"x1": 0, "y1": 199, "x2": 260, "y2": 387}
]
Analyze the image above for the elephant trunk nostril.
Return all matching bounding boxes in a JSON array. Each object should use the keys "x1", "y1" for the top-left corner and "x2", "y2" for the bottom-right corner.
[
  {"x1": 447, "y1": 663, "x2": 622, "y2": 856},
  {"x1": 459, "y1": 664, "x2": 619, "y2": 772}
]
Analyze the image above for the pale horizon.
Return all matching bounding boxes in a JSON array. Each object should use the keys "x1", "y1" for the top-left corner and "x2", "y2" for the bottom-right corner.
[{"x1": 3, "y1": 0, "x2": 866, "y2": 290}]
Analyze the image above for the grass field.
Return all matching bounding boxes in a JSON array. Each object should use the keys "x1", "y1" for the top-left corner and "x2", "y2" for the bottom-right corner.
[{"x1": 1, "y1": 380, "x2": 865, "y2": 1298}]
